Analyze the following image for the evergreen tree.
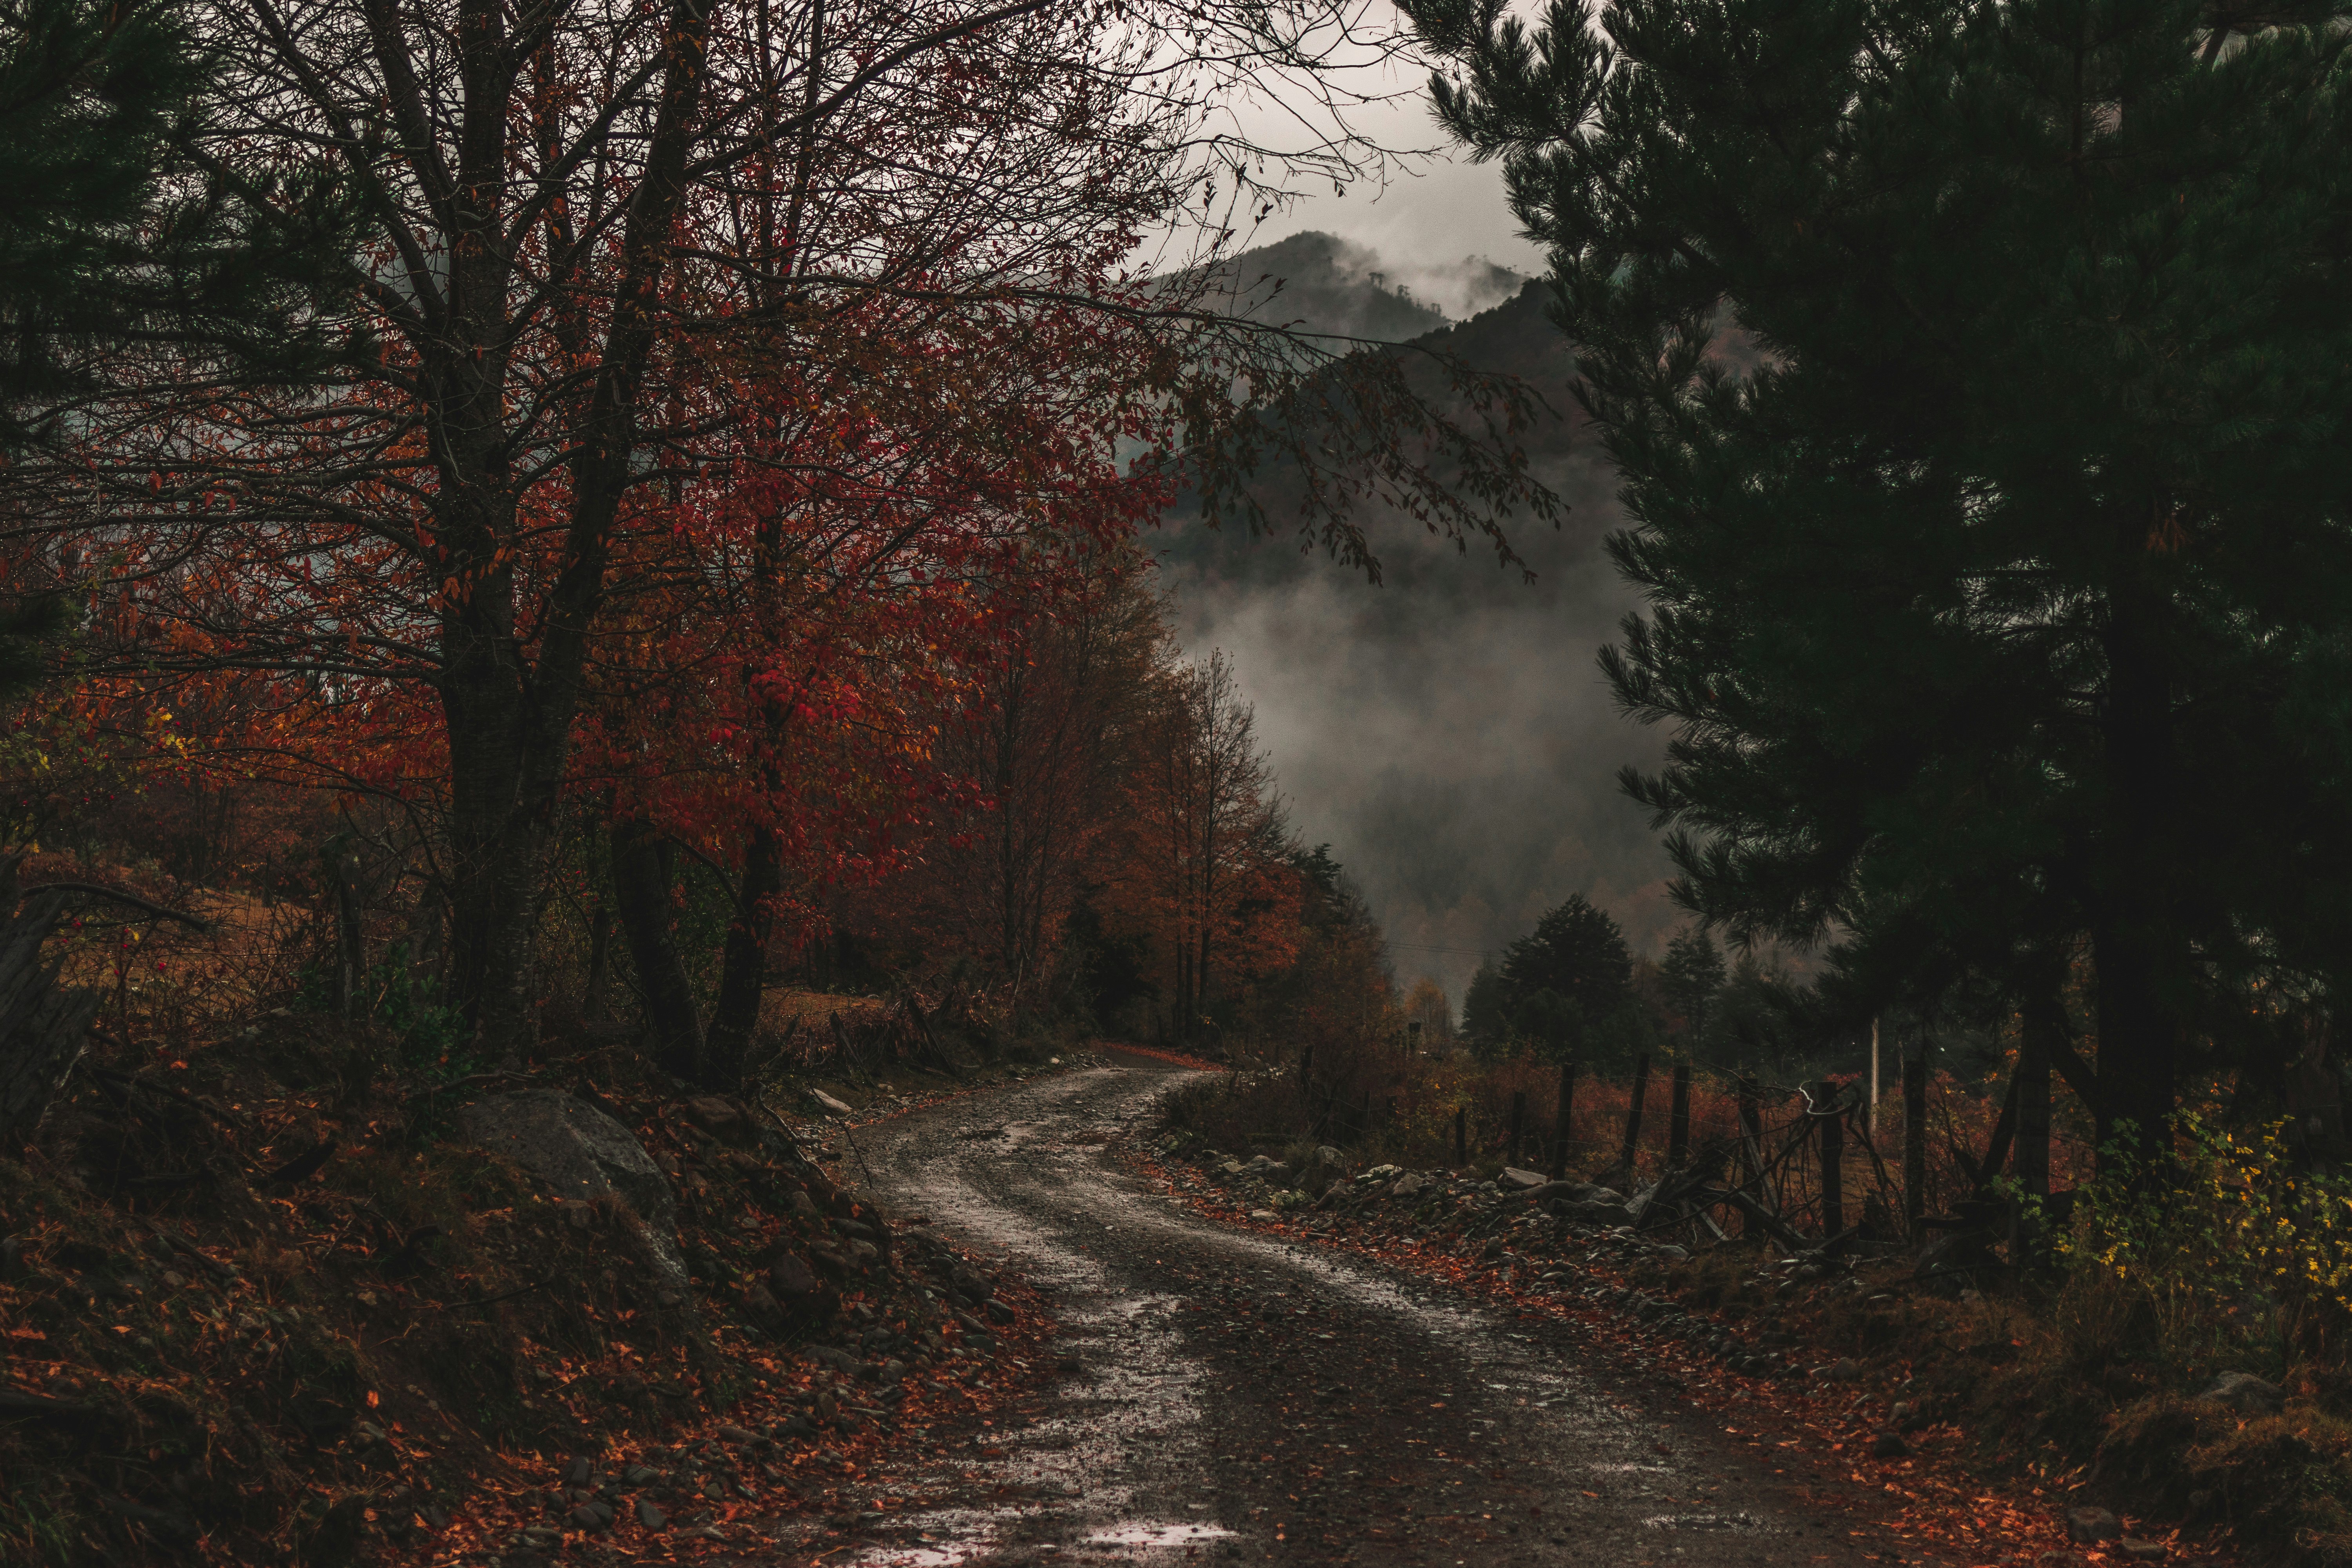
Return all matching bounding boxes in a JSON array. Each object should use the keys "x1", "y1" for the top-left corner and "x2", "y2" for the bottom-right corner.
[
  {"x1": 1462, "y1": 959, "x2": 1512, "y2": 1048},
  {"x1": 1403, "y1": 0, "x2": 2352, "y2": 1154},
  {"x1": 1, "y1": 0, "x2": 359, "y2": 448},
  {"x1": 1499, "y1": 894, "x2": 1633, "y2": 1022},
  {"x1": 1659, "y1": 924, "x2": 1725, "y2": 1048}
]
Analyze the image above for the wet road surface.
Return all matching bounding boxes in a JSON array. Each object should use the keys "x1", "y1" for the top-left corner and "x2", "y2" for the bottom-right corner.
[{"x1": 842, "y1": 1054, "x2": 1887, "y2": 1567}]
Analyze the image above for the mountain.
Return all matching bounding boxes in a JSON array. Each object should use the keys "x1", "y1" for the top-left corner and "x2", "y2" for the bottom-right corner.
[{"x1": 1154, "y1": 234, "x2": 1678, "y2": 1010}]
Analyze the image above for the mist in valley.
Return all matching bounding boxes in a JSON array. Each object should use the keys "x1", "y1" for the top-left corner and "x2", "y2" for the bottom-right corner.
[{"x1": 1157, "y1": 236, "x2": 1684, "y2": 1008}]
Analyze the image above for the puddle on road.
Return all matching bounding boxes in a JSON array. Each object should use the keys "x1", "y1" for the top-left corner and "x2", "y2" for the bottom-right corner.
[
  {"x1": 1643, "y1": 1512, "x2": 1764, "y2": 1530},
  {"x1": 1083, "y1": 1519, "x2": 1238, "y2": 1546}
]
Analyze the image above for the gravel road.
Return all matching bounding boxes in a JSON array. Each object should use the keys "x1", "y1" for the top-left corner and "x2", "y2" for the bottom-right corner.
[{"x1": 838, "y1": 1052, "x2": 1888, "y2": 1568}]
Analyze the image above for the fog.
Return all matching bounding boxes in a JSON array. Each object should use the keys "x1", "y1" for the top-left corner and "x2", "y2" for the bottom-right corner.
[{"x1": 1156, "y1": 245, "x2": 1682, "y2": 1008}]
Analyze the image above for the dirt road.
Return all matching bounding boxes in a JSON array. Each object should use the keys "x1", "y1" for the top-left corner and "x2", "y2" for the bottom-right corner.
[{"x1": 833, "y1": 1053, "x2": 1891, "y2": 1567}]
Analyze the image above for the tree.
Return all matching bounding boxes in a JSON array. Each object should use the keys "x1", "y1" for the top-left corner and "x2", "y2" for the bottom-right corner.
[
  {"x1": 20, "y1": 0, "x2": 1563, "y2": 1061},
  {"x1": 1404, "y1": 0, "x2": 2352, "y2": 1155},
  {"x1": 1659, "y1": 924, "x2": 1725, "y2": 1049},
  {"x1": 1403, "y1": 976, "x2": 1454, "y2": 1050},
  {"x1": 1122, "y1": 650, "x2": 1296, "y2": 1041},
  {"x1": 1461, "y1": 960, "x2": 1510, "y2": 1048},
  {"x1": 1499, "y1": 894, "x2": 1632, "y2": 1024}
]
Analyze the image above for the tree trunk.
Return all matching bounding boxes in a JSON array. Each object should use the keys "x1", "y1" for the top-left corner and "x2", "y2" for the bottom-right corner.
[
  {"x1": 441, "y1": 646, "x2": 556, "y2": 1061},
  {"x1": 0, "y1": 890, "x2": 101, "y2": 1150},
  {"x1": 705, "y1": 823, "x2": 780, "y2": 1087},
  {"x1": 610, "y1": 815, "x2": 703, "y2": 1083},
  {"x1": 1619, "y1": 1053, "x2": 1650, "y2": 1177},
  {"x1": 1816, "y1": 1081, "x2": 1844, "y2": 1236},
  {"x1": 2015, "y1": 1022, "x2": 2051, "y2": 1200},
  {"x1": 1549, "y1": 1060, "x2": 1578, "y2": 1181},
  {"x1": 1507, "y1": 1090, "x2": 1526, "y2": 1166},
  {"x1": 1904, "y1": 1040, "x2": 1928, "y2": 1243},
  {"x1": 581, "y1": 902, "x2": 613, "y2": 1020},
  {"x1": 2094, "y1": 528, "x2": 2179, "y2": 1174},
  {"x1": 1668, "y1": 1062, "x2": 1692, "y2": 1167}
]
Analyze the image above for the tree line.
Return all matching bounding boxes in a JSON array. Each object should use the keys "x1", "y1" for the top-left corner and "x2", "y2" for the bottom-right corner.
[
  {"x1": 1406, "y1": 0, "x2": 2352, "y2": 1172},
  {"x1": 1, "y1": 0, "x2": 1537, "y2": 1078}
]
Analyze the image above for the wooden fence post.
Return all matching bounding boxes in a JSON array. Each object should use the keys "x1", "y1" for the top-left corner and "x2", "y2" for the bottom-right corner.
[
  {"x1": 1904, "y1": 1040, "x2": 1928, "y2": 1244},
  {"x1": 1619, "y1": 1053, "x2": 1651, "y2": 1178},
  {"x1": 1817, "y1": 1080, "x2": 1845, "y2": 1236},
  {"x1": 1507, "y1": 1090, "x2": 1527, "y2": 1166},
  {"x1": 1668, "y1": 1062, "x2": 1693, "y2": 1168},
  {"x1": 1734, "y1": 1072, "x2": 1764, "y2": 1237},
  {"x1": 1549, "y1": 1061, "x2": 1578, "y2": 1181},
  {"x1": 1454, "y1": 1105, "x2": 1468, "y2": 1167}
]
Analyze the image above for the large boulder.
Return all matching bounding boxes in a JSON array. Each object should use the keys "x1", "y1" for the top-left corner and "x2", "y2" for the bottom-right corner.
[
  {"x1": 457, "y1": 1091, "x2": 687, "y2": 1287},
  {"x1": 2194, "y1": 1371, "x2": 2285, "y2": 1417}
]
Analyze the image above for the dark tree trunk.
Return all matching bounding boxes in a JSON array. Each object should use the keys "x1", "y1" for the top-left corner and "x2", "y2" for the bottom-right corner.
[
  {"x1": 1816, "y1": 1082, "x2": 1844, "y2": 1236},
  {"x1": 0, "y1": 890, "x2": 101, "y2": 1150},
  {"x1": 1549, "y1": 1060, "x2": 1578, "y2": 1180},
  {"x1": 1668, "y1": 1062, "x2": 1693, "y2": 1167},
  {"x1": 2093, "y1": 530, "x2": 2179, "y2": 1174},
  {"x1": 1904, "y1": 1041, "x2": 1928, "y2": 1243},
  {"x1": 581, "y1": 902, "x2": 613, "y2": 1020},
  {"x1": 2015, "y1": 1024, "x2": 2051, "y2": 1200},
  {"x1": 1507, "y1": 1090, "x2": 1526, "y2": 1165},
  {"x1": 610, "y1": 815, "x2": 703, "y2": 1083},
  {"x1": 441, "y1": 642, "x2": 558, "y2": 1061},
  {"x1": 705, "y1": 823, "x2": 781, "y2": 1085},
  {"x1": 1619, "y1": 1053, "x2": 1651, "y2": 1176}
]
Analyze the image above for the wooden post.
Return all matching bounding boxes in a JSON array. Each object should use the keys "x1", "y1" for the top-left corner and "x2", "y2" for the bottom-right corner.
[
  {"x1": 1507, "y1": 1090, "x2": 1527, "y2": 1166},
  {"x1": 1454, "y1": 1104, "x2": 1468, "y2": 1167},
  {"x1": 1904, "y1": 1039, "x2": 1928, "y2": 1245},
  {"x1": 1668, "y1": 1062, "x2": 1693, "y2": 1167},
  {"x1": 1867, "y1": 1016, "x2": 1881, "y2": 1137},
  {"x1": 1549, "y1": 1061, "x2": 1578, "y2": 1181},
  {"x1": 1619, "y1": 1053, "x2": 1651, "y2": 1178},
  {"x1": 1817, "y1": 1081, "x2": 1845, "y2": 1236},
  {"x1": 1734, "y1": 1072, "x2": 1764, "y2": 1238},
  {"x1": 2016, "y1": 1018, "x2": 2052, "y2": 1200}
]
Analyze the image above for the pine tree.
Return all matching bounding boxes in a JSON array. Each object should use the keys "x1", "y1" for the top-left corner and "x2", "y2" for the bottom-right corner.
[
  {"x1": 0, "y1": 0, "x2": 358, "y2": 448},
  {"x1": 1499, "y1": 894, "x2": 1633, "y2": 1022},
  {"x1": 1402, "y1": 0, "x2": 2352, "y2": 1156},
  {"x1": 1659, "y1": 925, "x2": 1725, "y2": 1049}
]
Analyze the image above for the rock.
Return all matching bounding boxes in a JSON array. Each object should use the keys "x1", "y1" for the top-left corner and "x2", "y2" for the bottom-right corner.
[
  {"x1": 716, "y1": 1424, "x2": 757, "y2": 1444},
  {"x1": 2194, "y1": 1371, "x2": 2285, "y2": 1417},
  {"x1": 1359, "y1": 1164, "x2": 1402, "y2": 1184},
  {"x1": 569, "y1": 1500, "x2": 615, "y2": 1531},
  {"x1": 1870, "y1": 1432, "x2": 1909, "y2": 1459},
  {"x1": 810, "y1": 1089, "x2": 855, "y2": 1116},
  {"x1": 1248, "y1": 1209, "x2": 1279, "y2": 1222},
  {"x1": 564, "y1": 1455, "x2": 592, "y2": 1487},
  {"x1": 1559, "y1": 1200, "x2": 1633, "y2": 1223},
  {"x1": 1498, "y1": 1167, "x2": 1548, "y2": 1191},
  {"x1": 1813, "y1": 1358, "x2": 1863, "y2": 1383},
  {"x1": 983, "y1": 1298, "x2": 1015, "y2": 1324},
  {"x1": 457, "y1": 1091, "x2": 686, "y2": 1286},
  {"x1": 2064, "y1": 1506, "x2": 2122, "y2": 1544},
  {"x1": 768, "y1": 1253, "x2": 827, "y2": 1309},
  {"x1": 805, "y1": 1345, "x2": 860, "y2": 1374},
  {"x1": 622, "y1": 1465, "x2": 659, "y2": 1486},
  {"x1": 682, "y1": 1096, "x2": 754, "y2": 1145},
  {"x1": 1390, "y1": 1173, "x2": 1429, "y2": 1200},
  {"x1": 635, "y1": 1499, "x2": 668, "y2": 1529},
  {"x1": 2118, "y1": 1541, "x2": 2167, "y2": 1562}
]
